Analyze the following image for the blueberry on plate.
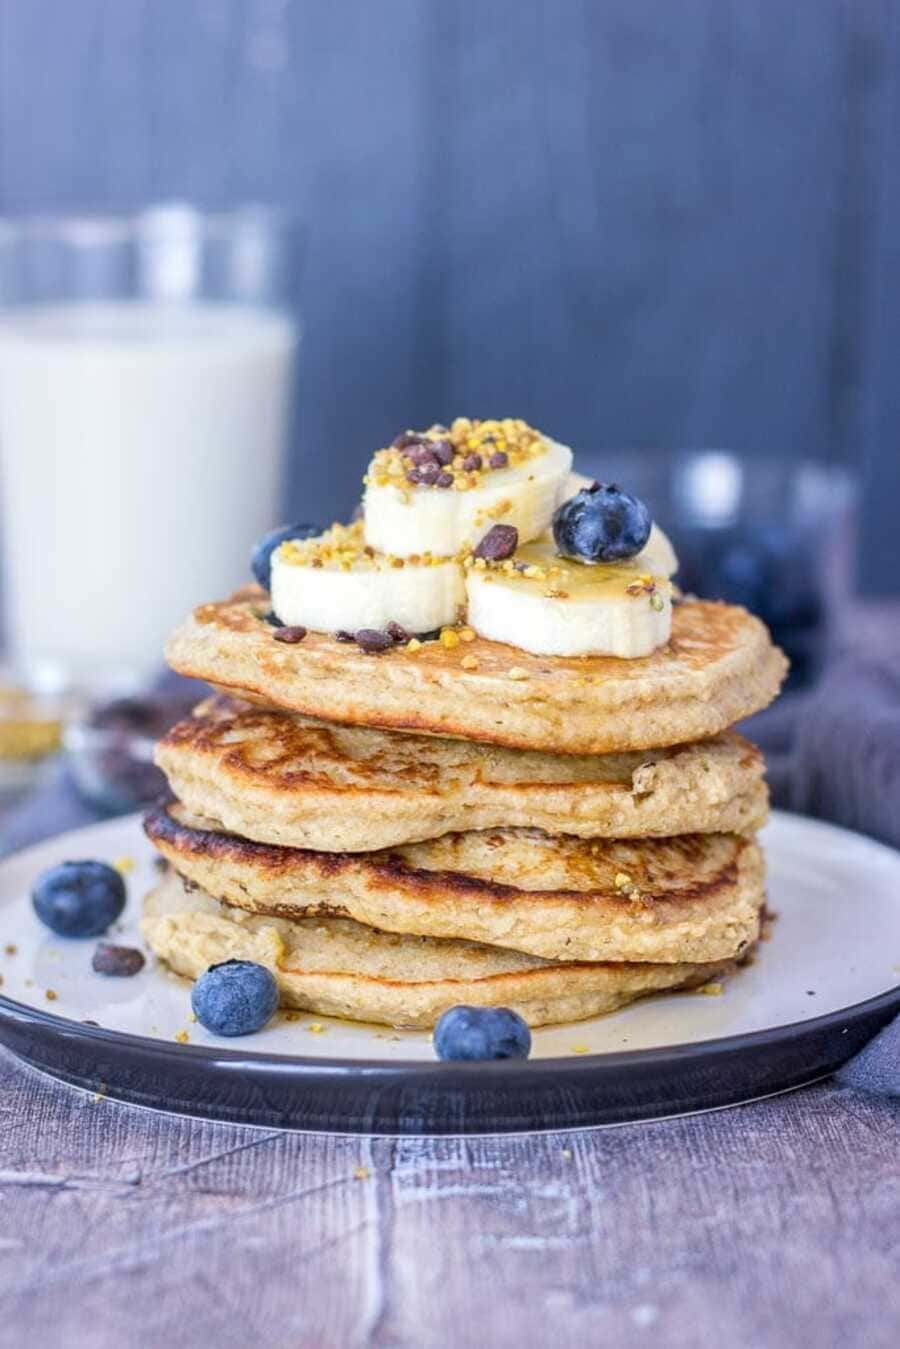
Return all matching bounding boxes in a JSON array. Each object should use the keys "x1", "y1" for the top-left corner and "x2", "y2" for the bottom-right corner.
[
  {"x1": 552, "y1": 482, "x2": 651, "y2": 563},
  {"x1": 251, "y1": 523, "x2": 320, "y2": 591},
  {"x1": 433, "y1": 1005, "x2": 531, "y2": 1061},
  {"x1": 32, "y1": 860, "x2": 127, "y2": 938},
  {"x1": 191, "y1": 959, "x2": 279, "y2": 1036}
]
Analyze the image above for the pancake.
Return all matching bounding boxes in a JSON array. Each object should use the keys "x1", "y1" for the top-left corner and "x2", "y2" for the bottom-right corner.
[
  {"x1": 144, "y1": 801, "x2": 764, "y2": 965},
  {"x1": 164, "y1": 590, "x2": 787, "y2": 754},
  {"x1": 156, "y1": 696, "x2": 768, "y2": 852},
  {"x1": 142, "y1": 872, "x2": 741, "y2": 1029}
]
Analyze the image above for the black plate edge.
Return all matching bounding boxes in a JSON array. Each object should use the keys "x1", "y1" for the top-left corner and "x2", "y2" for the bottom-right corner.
[
  {"x1": 0, "y1": 979, "x2": 898, "y2": 1080},
  {"x1": 0, "y1": 982, "x2": 897, "y2": 1135}
]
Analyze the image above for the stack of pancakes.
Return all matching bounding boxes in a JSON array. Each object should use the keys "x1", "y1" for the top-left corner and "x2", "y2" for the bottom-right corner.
[{"x1": 141, "y1": 593, "x2": 786, "y2": 1029}]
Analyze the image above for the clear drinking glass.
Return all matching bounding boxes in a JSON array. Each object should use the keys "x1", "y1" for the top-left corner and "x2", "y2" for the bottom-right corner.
[{"x1": 0, "y1": 204, "x2": 300, "y2": 686}]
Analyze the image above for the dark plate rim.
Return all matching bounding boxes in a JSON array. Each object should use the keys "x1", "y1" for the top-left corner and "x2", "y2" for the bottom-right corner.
[
  {"x1": 1, "y1": 978, "x2": 898, "y2": 1083},
  {"x1": 1, "y1": 808, "x2": 898, "y2": 1088}
]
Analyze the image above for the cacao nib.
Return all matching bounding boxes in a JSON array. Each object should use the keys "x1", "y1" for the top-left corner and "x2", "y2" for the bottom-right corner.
[
  {"x1": 392, "y1": 431, "x2": 421, "y2": 449},
  {"x1": 473, "y1": 524, "x2": 519, "y2": 561},
  {"x1": 355, "y1": 629, "x2": 394, "y2": 653},
  {"x1": 92, "y1": 943, "x2": 146, "y2": 978}
]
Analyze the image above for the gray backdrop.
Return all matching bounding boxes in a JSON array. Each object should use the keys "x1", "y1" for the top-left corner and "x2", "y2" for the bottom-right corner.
[{"x1": 0, "y1": 0, "x2": 897, "y2": 592}]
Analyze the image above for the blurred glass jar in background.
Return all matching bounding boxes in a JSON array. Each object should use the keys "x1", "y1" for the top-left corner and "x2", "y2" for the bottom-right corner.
[
  {"x1": 0, "y1": 204, "x2": 300, "y2": 686},
  {"x1": 576, "y1": 450, "x2": 857, "y2": 691}
]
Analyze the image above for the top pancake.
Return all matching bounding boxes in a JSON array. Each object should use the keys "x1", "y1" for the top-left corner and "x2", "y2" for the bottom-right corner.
[{"x1": 166, "y1": 590, "x2": 788, "y2": 754}]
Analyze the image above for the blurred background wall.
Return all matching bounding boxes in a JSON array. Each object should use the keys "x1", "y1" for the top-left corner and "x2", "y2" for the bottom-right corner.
[{"x1": 0, "y1": 0, "x2": 897, "y2": 592}]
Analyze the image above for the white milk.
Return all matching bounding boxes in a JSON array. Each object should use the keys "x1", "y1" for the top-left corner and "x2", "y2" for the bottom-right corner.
[{"x1": 0, "y1": 302, "x2": 296, "y2": 680}]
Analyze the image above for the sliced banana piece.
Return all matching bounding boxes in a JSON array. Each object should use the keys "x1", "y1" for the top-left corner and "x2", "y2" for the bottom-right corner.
[
  {"x1": 271, "y1": 523, "x2": 464, "y2": 634},
  {"x1": 465, "y1": 537, "x2": 672, "y2": 658},
  {"x1": 363, "y1": 423, "x2": 573, "y2": 558},
  {"x1": 632, "y1": 523, "x2": 678, "y2": 578}
]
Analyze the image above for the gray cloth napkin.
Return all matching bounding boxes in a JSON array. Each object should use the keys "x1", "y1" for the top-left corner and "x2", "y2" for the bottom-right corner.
[{"x1": 748, "y1": 639, "x2": 900, "y2": 1097}]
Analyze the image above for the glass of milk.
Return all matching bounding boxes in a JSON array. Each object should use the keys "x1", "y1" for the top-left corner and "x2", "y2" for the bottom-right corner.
[{"x1": 0, "y1": 205, "x2": 299, "y2": 684}]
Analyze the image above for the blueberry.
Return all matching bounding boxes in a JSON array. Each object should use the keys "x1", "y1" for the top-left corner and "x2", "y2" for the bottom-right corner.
[
  {"x1": 433, "y1": 1005, "x2": 531, "y2": 1061},
  {"x1": 32, "y1": 860, "x2": 126, "y2": 938},
  {"x1": 191, "y1": 959, "x2": 278, "y2": 1036},
  {"x1": 552, "y1": 483, "x2": 651, "y2": 563},
  {"x1": 251, "y1": 523, "x2": 320, "y2": 591}
]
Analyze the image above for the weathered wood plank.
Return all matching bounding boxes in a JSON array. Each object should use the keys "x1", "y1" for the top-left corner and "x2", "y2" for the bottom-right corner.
[{"x1": 0, "y1": 1049, "x2": 897, "y2": 1348}]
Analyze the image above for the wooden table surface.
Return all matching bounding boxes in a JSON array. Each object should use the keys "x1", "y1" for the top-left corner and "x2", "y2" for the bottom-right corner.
[{"x1": 0, "y1": 1049, "x2": 895, "y2": 1349}]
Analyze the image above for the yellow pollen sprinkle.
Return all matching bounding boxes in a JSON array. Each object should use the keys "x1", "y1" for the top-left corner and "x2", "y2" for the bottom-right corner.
[
  {"x1": 698, "y1": 983, "x2": 724, "y2": 997},
  {"x1": 307, "y1": 1023, "x2": 326, "y2": 1034},
  {"x1": 45, "y1": 989, "x2": 57, "y2": 1002},
  {"x1": 570, "y1": 1045, "x2": 589, "y2": 1055},
  {"x1": 507, "y1": 667, "x2": 530, "y2": 680},
  {"x1": 406, "y1": 638, "x2": 422, "y2": 652},
  {"x1": 614, "y1": 873, "x2": 632, "y2": 891},
  {"x1": 353, "y1": 1166, "x2": 371, "y2": 1181},
  {"x1": 112, "y1": 856, "x2": 134, "y2": 875},
  {"x1": 174, "y1": 1030, "x2": 189, "y2": 1043},
  {"x1": 439, "y1": 628, "x2": 460, "y2": 649}
]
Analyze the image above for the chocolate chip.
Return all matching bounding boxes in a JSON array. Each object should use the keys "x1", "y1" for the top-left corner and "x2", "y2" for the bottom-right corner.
[
  {"x1": 273, "y1": 625, "x2": 307, "y2": 644},
  {"x1": 462, "y1": 453, "x2": 482, "y2": 472},
  {"x1": 430, "y1": 440, "x2": 454, "y2": 466},
  {"x1": 416, "y1": 628, "x2": 441, "y2": 642},
  {"x1": 335, "y1": 629, "x2": 355, "y2": 642},
  {"x1": 488, "y1": 450, "x2": 508, "y2": 469},
  {"x1": 355, "y1": 628, "x2": 394, "y2": 653},
  {"x1": 473, "y1": 524, "x2": 519, "y2": 561},
  {"x1": 386, "y1": 621, "x2": 410, "y2": 643},
  {"x1": 263, "y1": 610, "x2": 284, "y2": 627},
  {"x1": 435, "y1": 471, "x2": 454, "y2": 488},
  {"x1": 92, "y1": 943, "x2": 146, "y2": 978},
  {"x1": 153, "y1": 856, "x2": 169, "y2": 873}
]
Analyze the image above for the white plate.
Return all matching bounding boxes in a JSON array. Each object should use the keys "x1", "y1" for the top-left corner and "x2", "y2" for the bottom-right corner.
[{"x1": 0, "y1": 810, "x2": 897, "y2": 1133}]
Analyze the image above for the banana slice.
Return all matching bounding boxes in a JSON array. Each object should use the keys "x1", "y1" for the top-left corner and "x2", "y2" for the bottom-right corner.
[
  {"x1": 363, "y1": 419, "x2": 573, "y2": 558},
  {"x1": 465, "y1": 537, "x2": 672, "y2": 658},
  {"x1": 633, "y1": 523, "x2": 678, "y2": 578},
  {"x1": 271, "y1": 522, "x2": 465, "y2": 634}
]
